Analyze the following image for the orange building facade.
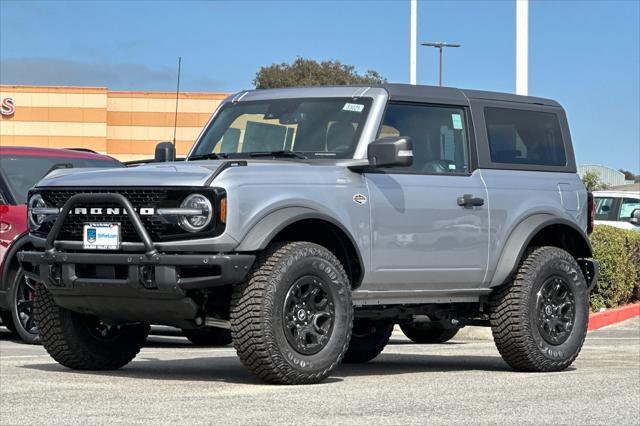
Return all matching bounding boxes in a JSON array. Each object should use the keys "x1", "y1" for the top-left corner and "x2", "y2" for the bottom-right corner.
[{"x1": 0, "y1": 85, "x2": 230, "y2": 161}]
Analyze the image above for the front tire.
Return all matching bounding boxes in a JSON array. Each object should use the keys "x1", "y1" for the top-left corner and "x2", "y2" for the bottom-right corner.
[
  {"x1": 182, "y1": 327, "x2": 231, "y2": 346},
  {"x1": 230, "y1": 242, "x2": 353, "y2": 384},
  {"x1": 34, "y1": 284, "x2": 150, "y2": 370},
  {"x1": 490, "y1": 246, "x2": 589, "y2": 372},
  {"x1": 343, "y1": 320, "x2": 393, "y2": 363},
  {"x1": 400, "y1": 320, "x2": 460, "y2": 344}
]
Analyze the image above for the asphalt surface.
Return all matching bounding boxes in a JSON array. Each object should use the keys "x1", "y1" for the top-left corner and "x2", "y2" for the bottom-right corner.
[{"x1": 1, "y1": 318, "x2": 639, "y2": 425}]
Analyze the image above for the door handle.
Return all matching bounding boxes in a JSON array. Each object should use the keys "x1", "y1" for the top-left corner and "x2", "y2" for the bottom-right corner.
[{"x1": 457, "y1": 194, "x2": 484, "y2": 207}]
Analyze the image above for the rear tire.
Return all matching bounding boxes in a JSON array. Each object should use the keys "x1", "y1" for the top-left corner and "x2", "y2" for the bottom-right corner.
[
  {"x1": 182, "y1": 327, "x2": 231, "y2": 346},
  {"x1": 490, "y1": 246, "x2": 589, "y2": 372},
  {"x1": 343, "y1": 320, "x2": 392, "y2": 363},
  {"x1": 34, "y1": 284, "x2": 150, "y2": 370},
  {"x1": 230, "y1": 241, "x2": 353, "y2": 384},
  {"x1": 400, "y1": 320, "x2": 460, "y2": 344}
]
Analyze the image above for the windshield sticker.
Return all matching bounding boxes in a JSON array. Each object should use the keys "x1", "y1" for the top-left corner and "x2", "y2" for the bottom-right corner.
[
  {"x1": 451, "y1": 114, "x2": 463, "y2": 130},
  {"x1": 343, "y1": 103, "x2": 365, "y2": 113}
]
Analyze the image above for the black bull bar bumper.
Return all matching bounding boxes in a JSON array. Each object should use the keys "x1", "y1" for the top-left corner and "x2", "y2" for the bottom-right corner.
[{"x1": 18, "y1": 193, "x2": 254, "y2": 325}]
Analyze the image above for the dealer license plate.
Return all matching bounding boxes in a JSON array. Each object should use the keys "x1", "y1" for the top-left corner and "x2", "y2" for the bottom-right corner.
[{"x1": 83, "y1": 223, "x2": 121, "y2": 250}]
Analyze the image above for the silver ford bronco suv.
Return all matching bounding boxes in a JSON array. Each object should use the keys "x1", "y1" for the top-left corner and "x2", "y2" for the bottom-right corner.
[{"x1": 20, "y1": 84, "x2": 599, "y2": 384}]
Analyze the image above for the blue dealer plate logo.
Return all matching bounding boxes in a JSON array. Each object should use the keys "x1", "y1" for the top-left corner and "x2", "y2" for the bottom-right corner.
[{"x1": 86, "y1": 228, "x2": 97, "y2": 243}]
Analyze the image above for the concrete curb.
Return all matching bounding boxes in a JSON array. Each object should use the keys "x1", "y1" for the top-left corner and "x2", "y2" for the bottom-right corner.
[{"x1": 588, "y1": 302, "x2": 640, "y2": 331}]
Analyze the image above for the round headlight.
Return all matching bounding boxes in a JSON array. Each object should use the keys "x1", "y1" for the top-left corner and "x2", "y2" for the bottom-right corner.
[
  {"x1": 28, "y1": 194, "x2": 47, "y2": 230},
  {"x1": 178, "y1": 194, "x2": 213, "y2": 233}
]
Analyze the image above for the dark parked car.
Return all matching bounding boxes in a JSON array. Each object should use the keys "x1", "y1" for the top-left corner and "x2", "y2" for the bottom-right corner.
[{"x1": 0, "y1": 146, "x2": 123, "y2": 343}]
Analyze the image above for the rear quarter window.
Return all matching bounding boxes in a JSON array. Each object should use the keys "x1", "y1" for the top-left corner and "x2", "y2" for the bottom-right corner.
[{"x1": 484, "y1": 107, "x2": 566, "y2": 166}]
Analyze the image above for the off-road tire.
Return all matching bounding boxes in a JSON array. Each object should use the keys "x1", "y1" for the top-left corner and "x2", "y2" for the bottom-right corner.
[
  {"x1": 400, "y1": 321, "x2": 460, "y2": 344},
  {"x1": 230, "y1": 241, "x2": 353, "y2": 385},
  {"x1": 182, "y1": 327, "x2": 232, "y2": 346},
  {"x1": 0, "y1": 310, "x2": 16, "y2": 334},
  {"x1": 343, "y1": 320, "x2": 393, "y2": 363},
  {"x1": 490, "y1": 246, "x2": 589, "y2": 372},
  {"x1": 34, "y1": 284, "x2": 150, "y2": 370}
]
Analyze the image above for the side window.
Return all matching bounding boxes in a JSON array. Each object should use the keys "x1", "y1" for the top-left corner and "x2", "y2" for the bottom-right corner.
[
  {"x1": 484, "y1": 107, "x2": 566, "y2": 166},
  {"x1": 594, "y1": 197, "x2": 615, "y2": 220},
  {"x1": 379, "y1": 103, "x2": 469, "y2": 174},
  {"x1": 618, "y1": 198, "x2": 640, "y2": 221}
]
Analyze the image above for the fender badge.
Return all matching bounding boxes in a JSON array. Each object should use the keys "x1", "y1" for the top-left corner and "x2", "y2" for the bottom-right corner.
[{"x1": 353, "y1": 194, "x2": 367, "y2": 205}]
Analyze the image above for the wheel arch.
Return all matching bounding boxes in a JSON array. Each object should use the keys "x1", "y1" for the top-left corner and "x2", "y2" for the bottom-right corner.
[
  {"x1": 235, "y1": 207, "x2": 365, "y2": 288},
  {"x1": 488, "y1": 214, "x2": 592, "y2": 288}
]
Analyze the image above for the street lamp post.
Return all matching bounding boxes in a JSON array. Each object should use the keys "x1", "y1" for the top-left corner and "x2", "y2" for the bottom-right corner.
[{"x1": 421, "y1": 42, "x2": 461, "y2": 86}]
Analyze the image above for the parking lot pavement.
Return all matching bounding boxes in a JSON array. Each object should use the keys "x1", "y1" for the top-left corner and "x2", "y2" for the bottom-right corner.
[{"x1": 1, "y1": 318, "x2": 638, "y2": 426}]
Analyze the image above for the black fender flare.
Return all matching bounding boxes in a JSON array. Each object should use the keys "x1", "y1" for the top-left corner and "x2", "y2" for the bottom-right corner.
[
  {"x1": 0, "y1": 233, "x2": 30, "y2": 310},
  {"x1": 234, "y1": 206, "x2": 365, "y2": 278},
  {"x1": 488, "y1": 214, "x2": 592, "y2": 287}
]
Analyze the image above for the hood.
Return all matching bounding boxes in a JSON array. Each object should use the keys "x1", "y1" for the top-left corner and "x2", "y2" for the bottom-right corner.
[{"x1": 36, "y1": 161, "x2": 227, "y2": 188}]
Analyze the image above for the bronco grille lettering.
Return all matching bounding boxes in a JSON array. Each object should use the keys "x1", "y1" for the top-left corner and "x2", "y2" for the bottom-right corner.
[{"x1": 70, "y1": 207, "x2": 155, "y2": 215}]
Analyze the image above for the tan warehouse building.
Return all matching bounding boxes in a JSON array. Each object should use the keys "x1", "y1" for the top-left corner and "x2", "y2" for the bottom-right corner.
[{"x1": 0, "y1": 85, "x2": 230, "y2": 161}]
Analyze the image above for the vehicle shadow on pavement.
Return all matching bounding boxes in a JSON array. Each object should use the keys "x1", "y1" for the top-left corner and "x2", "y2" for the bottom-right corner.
[
  {"x1": 387, "y1": 338, "x2": 468, "y2": 346},
  {"x1": 21, "y1": 351, "x2": 522, "y2": 385},
  {"x1": 21, "y1": 356, "x2": 264, "y2": 385},
  {"x1": 336, "y1": 353, "x2": 511, "y2": 377}
]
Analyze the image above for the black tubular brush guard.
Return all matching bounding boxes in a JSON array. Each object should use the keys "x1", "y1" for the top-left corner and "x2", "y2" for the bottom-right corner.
[{"x1": 19, "y1": 192, "x2": 255, "y2": 292}]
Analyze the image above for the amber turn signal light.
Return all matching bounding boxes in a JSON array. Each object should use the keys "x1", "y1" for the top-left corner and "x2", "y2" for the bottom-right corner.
[{"x1": 219, "y1": 197, "x2": 227, "y2": 223}]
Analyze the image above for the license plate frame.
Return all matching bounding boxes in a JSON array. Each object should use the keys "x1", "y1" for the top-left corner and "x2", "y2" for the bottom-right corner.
[{"x1": 83, "y1": 223, "x2": 121, "y2": 250}]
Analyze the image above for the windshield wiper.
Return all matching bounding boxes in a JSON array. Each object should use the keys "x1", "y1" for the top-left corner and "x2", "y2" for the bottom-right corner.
[
  {"x1": 249, "y1": 150, "x2": 307, "y2": 159},
  {"x1": 188, "y1": 153, "x2": 229, "y2": 161}
]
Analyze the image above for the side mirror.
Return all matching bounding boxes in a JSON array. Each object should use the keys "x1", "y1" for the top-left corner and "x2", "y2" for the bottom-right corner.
[
  {"x1": 367, "y1": 136, "x2": 413, "y2": 168},
  {"x1": 154, "y1": 142, "x2": 176, "y2": 163},
  {"x1": 630, "y1": 209, "x2": 640, "y2": 225}
]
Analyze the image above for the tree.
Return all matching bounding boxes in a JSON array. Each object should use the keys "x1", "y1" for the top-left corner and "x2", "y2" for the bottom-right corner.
[
  {"x1": 582, "y1": 170, "x2": 609, "y2": 191},
  {"x1": 254, "y1": 57, "x2": 386, "y2": 89}
]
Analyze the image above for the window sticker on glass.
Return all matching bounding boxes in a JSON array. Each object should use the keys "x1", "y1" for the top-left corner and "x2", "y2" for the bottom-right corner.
[
  {"x1": 343, "y1": 103, "x2": 365, "y2": 112},
  {"x1": 451, "y1": 114, "x2": 463, "y2": 130}
]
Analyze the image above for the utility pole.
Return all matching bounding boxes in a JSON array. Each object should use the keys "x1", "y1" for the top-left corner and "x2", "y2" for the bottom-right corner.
[
  {"x1": 516, "y1": 0, "x2": 528, "y2": 95},
  {"x1": 410, "y1": 0, "x2": 417, "y2": 85},
  {"x1": 421, "y1": 42, "x2": 461, "y2": 86}
]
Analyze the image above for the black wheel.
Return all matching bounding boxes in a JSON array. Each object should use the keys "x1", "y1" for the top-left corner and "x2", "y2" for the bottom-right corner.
[
  {"x1": 230, "y1": 241, "x2": 353, "y2": 384},
  {"x1": 343, "y1": 320, "x2": 393, "y2": 363},
  {"x1": 34, "y1": 283, "x2": 150, "y2": 370},
  {"x1": 182, "y1": 327, "x2": 232, "y2": 346},
  {"x1": 490, "y1": 246, "x2": 589, "y2": 372},
  {"x1": 400, "y1": 320, "x2": 460, "y2": 344},
  {"x1": 9, "y1": 267, "x2": 40, "y2": 344},
  {"x1": 0, "y1": 310, "x2": 16, "y2": 334}
]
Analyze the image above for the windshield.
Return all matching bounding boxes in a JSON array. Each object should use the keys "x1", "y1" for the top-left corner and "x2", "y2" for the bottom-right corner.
[
  {"x1": 0, "y1": 155, "x2": 122, "y2": 204},
  {"x1": 189, "y1": 98, "x2": 372, "y2": 160}
]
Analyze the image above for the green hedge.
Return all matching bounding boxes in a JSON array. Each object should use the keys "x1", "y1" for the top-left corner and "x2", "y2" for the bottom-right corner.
[{"x1": 589, "y1": 225, "x2": 640, "y2": 311}]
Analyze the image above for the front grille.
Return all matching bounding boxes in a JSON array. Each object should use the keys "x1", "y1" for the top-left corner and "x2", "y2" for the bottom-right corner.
[{"x1": 36, "y1": 188, "x2": 217, "y2": 243}]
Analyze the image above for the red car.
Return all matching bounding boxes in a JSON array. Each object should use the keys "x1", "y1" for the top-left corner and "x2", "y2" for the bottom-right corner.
[{"x1": 0, "y1": 147, "x2": 123, "y2": 343}]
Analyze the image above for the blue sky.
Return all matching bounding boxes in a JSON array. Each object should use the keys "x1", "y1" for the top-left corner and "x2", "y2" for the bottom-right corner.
[{"x1": 1, "y1": 0, "x2": 638, "y2": 172}]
